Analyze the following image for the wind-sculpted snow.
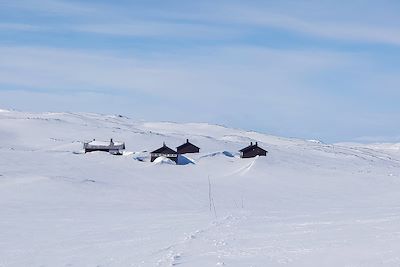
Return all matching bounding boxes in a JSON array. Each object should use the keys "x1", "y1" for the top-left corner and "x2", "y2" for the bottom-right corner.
[
  {"x1": 153, "y1": 156, "x2": 176, "y2": 165},
  {"x1": 1, "y1": 110, "x2": 400, "y2": 266}
]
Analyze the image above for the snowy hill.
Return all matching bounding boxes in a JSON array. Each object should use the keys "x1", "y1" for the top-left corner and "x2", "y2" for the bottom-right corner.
[{"x1": 1, "y1": 109, "x2": 400, "y2": 266}]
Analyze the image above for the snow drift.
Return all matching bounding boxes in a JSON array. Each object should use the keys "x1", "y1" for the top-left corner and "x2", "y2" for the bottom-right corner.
[{"x1": 1, "y1": 110, "x2": 400, "y2": 266}]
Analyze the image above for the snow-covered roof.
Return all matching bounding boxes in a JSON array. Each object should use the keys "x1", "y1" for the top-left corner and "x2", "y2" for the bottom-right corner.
[{"x1": 86, "y1": 140, "x2": 124, "y2": 146}]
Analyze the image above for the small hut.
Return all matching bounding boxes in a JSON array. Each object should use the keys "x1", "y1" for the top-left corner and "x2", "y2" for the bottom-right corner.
[
  {"x1": 239, "y1": 142, "x2": 267, "y2": 158},
  {"x1": 150, "y1": 143, "x2": 178, "y2": 163},
  {"x1": 176, "y1": 139, "x2": 200, "y2": 154},
  {"x1": 83, "y1": 138, "x2": 125, "y2": 155}
]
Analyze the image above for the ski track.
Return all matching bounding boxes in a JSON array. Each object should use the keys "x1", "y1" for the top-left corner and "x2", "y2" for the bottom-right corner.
[{"x1": 152, "y1": 214, "x2": 242, "y2": 267}]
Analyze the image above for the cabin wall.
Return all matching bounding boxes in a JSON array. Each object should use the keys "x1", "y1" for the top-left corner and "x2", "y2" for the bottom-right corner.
[
  {"x1": 85, "y1": 148, "x2": 110, "y2": 153},
  {"x1": 177, "y1": 146, "x2": 200, "y2": 154},
  {"x1": 84, "y1": 143, "x2": 125, "y2": 153},
  {"x1": 241, "y1": 148, "x2": 267, "y2": 158}
]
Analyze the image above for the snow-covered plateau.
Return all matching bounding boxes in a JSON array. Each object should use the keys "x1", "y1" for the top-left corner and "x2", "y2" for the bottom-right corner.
[{"x1": 1, "y1": 109, "x2": 400, "y2": 266}]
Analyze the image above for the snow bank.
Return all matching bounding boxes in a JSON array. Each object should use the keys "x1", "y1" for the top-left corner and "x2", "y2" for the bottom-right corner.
[
  {"x1": 132, "y1": 151, "x2": 150, "y2": 162},
  {"x1": 177, "y1": 155, "x2": 195, "y2": 165},
  {"x1": 153, "y1": 156, "x2": 176, "y2": 165},
  {"x1": 307, "y1": 139, "x2": 323, "y2": 144},
  {"x1": 122, "y1": 151, "x2": 134, "y2": 156},
  {"x1": 199, "y1": 151, "x2": 235, "y2": 159}
]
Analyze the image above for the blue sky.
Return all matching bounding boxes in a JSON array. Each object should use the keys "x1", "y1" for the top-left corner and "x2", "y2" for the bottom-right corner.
[{"x1": 1, "y1": 0, "x2": 400, "y2": 143}]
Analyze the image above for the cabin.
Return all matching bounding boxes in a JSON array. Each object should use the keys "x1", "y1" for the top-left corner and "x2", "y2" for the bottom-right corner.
[
  {"x1": 239, "y1": 142, "x2": 267, "y2": 158},
  {"x1": 83, "y1": 138, "x2": 125, "y2": 155},
  {"x1": 176, "y1": 139, "x2": 200, "y2": 154},
  {"x1": 150, "y1": 143, "x2": 178, "y2": 163}
]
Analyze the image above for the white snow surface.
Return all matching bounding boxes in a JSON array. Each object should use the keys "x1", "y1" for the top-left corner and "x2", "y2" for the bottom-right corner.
[
  {"x1": 1, "y1": 110, "x2": 400, "y2": 266},
  {"x1": 153, "y1": 156, "x2": 176, "y2": 165}
]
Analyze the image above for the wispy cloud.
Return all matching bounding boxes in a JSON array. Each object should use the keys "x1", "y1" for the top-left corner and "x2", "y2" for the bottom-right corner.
[
  {"x1": 226, "y1": 10, "x2": 400, "y2": 46},
  {"x1": 168, "y1": 2, "x2": 400, "y2": 46},
  {"x1": 73, "y1": 22, "x2": 238, "y2": 39},
  {"x1": 0, "y1": 45, "x2": 349, "y2": 95},
  {"x1": 0, "y1": 0, "x2": 99, "y2": 16},
  {"x1": 2, "y1": 0, "x2": 400, "y2": 45},
  {"x1": 0, "y1": 23, "x2": 45, "y2": 31}
]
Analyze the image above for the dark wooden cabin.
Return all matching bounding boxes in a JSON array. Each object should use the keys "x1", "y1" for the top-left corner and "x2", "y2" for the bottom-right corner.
[
  {"x1": 176, "y1": 139, "x2": 200, "y2": 154},
  {"x1": 239, "y1": 142, "x2": 267, "y2": 158},
  {"x1": 150, "y1": 143, "x2": 178, "y2": 163}
]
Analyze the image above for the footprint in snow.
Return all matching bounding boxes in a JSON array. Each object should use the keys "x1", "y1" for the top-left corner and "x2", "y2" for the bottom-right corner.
[
  {"x1": 157, "y1": 251, "x2": 183, "y2": 266},
  {"x1": 171, "y1": 253, "x2": 182, "y2": 265},
  {"x1": 82, "y1": 179, "x2": 96, "y2": 183}
]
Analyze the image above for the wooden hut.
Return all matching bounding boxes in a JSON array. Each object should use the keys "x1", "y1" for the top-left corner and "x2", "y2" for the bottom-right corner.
[
  {"x1": 239, "y1": 142, "x2": 267, "y2": 158},
  {"x1": 150, "y1": 143, "x2": 178, "y2": 163},
  {"x1": 83, "y1": 138, "x2": 125, "y2": 155},
  {"x1": 176, "y1": 139, "x2": 200, "y2": 154}
]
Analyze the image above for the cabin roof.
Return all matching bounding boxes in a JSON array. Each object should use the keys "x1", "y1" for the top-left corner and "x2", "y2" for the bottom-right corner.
[
  {"x1": 151, "y1": 144, "x2": 177, "y2": 154},
  {"x1": 239, "y1": 142, "x2": 267, "y2": 153},
  {"x1": 86, "y1": 140, "x2": 124, "y2": 147},
  {"x1": 176, "y1": 139, "x2": 200, "y2": 150}
]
